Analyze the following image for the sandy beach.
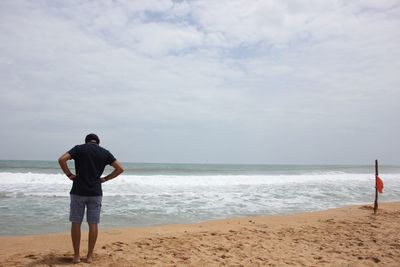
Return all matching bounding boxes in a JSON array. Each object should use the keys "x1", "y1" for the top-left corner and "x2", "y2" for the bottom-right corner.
[{"x1": 0, "y1": 202, "x2": 399, "y2": 266}]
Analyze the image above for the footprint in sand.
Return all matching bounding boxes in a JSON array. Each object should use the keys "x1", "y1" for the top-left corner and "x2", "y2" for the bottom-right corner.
[
  {"x1": 111, "y1": 241, "x2": 128, "y2": 252},
  {"x1": 216, "y1": 246, "x2": 229, "y2": 253},
  {"x1": 113, "y1": 241, "x2": 127, "y2": 247},
  {"x1": 24, "y1": 254, "x2": 38, "y2": 259},
  {"x1": 369, "y1": 256, "x2": 381, "y2": 263}
]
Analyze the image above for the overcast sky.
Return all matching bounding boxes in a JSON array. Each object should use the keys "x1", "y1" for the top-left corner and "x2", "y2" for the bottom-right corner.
[{"x1": 0, "y1": 0, "x2": 399, "y2": 164}]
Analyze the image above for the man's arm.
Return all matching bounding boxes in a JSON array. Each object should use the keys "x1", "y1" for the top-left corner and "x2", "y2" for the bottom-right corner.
[
  {"x1": 58, "y1": 152, "x2": 76, "y2": 180},
  {"x1": 100, "y1": 160, "x2": 124, "y2": 183}
]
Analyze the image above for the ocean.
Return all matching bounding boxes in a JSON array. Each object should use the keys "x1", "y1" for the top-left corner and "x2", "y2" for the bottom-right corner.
[{"x1": 0, "y1": 160, "x2": 399, "y2": 236}]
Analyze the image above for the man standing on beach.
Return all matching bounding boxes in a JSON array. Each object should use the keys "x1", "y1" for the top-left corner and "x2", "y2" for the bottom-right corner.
[{"x1": 58, "y1": 133, "x2": 124, "y2": 263}]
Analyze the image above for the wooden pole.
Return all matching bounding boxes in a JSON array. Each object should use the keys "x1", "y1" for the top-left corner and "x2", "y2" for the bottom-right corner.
[{"x1": 373, "y1": 159, "x2": 379, "y2": 214}]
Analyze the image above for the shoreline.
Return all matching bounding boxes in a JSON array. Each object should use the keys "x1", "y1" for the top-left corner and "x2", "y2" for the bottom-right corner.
[{"x1": 1, "y1": 202, "x2": 399, "y2": 266}]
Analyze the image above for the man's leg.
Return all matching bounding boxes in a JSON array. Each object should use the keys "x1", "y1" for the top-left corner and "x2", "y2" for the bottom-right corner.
[
  {"x1": 69, "y1": 195, "x2": 85, "y2": 264},
  {"x1": 86, "y1": 196, "x2": 102, "y2": 263},
  {"x1": 87, "y1": 223, "x2": 98, "y2": 263},
  {"x1": 71, "y1": 222, "x2": 81, "y2": 263}
]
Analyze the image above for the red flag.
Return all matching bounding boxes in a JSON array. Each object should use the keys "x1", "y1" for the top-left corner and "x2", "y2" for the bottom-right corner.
[{"x1": 376, "y1": 176, "x2": 384, "y2": 193}]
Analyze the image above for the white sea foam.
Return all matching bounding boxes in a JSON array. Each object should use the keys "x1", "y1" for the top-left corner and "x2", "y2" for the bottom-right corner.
[
  {"x1": 0, "y1": 172, "x2": 69, "y2": 185},
  {"x1": 0, "y1": 171, "x2": 389, "y2": 185},
  {"x1": 1, "y1": 172, "x2": 399, "y2": 196},
  {"x1": 1, "y1": 171, "x2": 400, "y2": 235}
]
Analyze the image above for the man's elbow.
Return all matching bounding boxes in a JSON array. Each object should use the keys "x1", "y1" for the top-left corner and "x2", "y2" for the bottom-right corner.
[
  {"x1": 58, "y1": 153, "x2": 71, "y2": 164},
  {"x1": 118, "y1": 166, "x2": 124, "y2": 174},
  {"x1": 111, "y1": 161, "x2": 124, "y2": 175}
]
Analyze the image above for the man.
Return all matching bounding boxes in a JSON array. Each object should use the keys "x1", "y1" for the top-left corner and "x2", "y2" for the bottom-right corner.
[{"x1": 58, "y1": 133, "x2": 124, "y2": 263}]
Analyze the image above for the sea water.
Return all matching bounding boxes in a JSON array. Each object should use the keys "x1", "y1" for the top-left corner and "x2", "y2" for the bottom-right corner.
[{"x1": 0, "y1": 160, "x2": 399, "y2": 236}]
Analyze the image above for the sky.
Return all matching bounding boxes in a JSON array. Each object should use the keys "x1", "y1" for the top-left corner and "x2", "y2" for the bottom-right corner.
[{"x1": 0, "y1": 0, "x2": 399, "y2": 165}]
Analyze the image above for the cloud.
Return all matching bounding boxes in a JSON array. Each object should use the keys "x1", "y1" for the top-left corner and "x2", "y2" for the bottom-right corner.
[{"x1": 0, "y1": 0, "x2": 399, "y2": 163}]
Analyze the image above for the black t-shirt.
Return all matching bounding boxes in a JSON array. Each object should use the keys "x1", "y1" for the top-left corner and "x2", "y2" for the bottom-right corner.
[{"x1": 68, "y1": 143, "x2": 116, "y2": 196}]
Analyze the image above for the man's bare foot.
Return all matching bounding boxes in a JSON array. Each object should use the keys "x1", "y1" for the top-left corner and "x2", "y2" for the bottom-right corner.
[
  {"x1": 86, "y1": 254, "x2": 93, "y2": 263},
  {"x1": 73, "y1": 255, "x2": 81, "y2": 264}
]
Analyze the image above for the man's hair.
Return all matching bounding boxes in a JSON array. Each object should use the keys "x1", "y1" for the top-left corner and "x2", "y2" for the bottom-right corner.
[{"x1": 85, "y1": 133, "x2": 100, "y2": 144}]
